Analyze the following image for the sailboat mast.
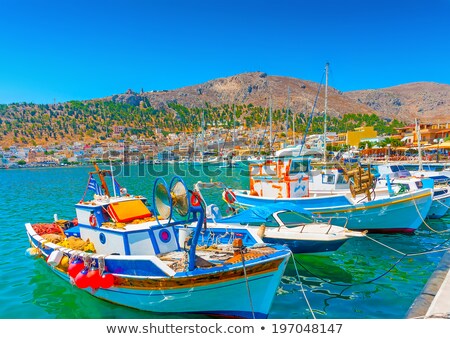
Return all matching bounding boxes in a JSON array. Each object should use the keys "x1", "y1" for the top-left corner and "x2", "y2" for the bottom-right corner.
[
  {"x1": 201, "y1": 110, "x2": 205, "y2": 161},
  {"x1": 233, "y1": 105, "x2": 236, "y2": 150},
  {"x1": 323, "y1": 62, "x2": 329, "y2": 163},
  {"x1": 416, "y1": 118, "x2": 423, "y2": 171},
  {"x1": 269, "y1": 99, "x2": 273, "y2": 155},
  {"x1": 286, "y1": 87, "x2": 290, "y2": 145}
]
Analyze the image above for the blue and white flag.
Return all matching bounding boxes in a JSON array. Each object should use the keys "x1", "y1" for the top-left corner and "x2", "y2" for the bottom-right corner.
[
  {"x1": 87, "y1": 175, "x2": 103, "y2": 195},
  {"x1": 113, "y1": 178, "x2": 121, "y2": 195}
]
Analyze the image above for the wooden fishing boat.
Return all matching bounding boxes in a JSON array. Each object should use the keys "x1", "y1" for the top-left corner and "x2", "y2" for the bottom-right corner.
[
  {"x1": 24, "y1": 166, "x2": 291, "y2": 319},
  {"x1": 230, "y1": 158, "x2": 433, "y2": 233}
]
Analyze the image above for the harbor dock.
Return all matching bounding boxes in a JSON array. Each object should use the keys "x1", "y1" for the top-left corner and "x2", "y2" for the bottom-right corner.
[{"x1": 407, "y1": 250, "x2": 450, "y2": 319}]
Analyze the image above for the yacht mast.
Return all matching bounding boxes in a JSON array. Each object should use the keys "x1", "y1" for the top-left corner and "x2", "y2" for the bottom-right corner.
[
  {"x1": 323, "y1": 62, "x2": 329, "y2": 163},
  {"x1": 286, "y1": 87, "x2": 290, "y2": 146},
  {"x1": 416, "y1": 118, "x2": 423, "y2": 171},
  {"x1": 269, "y1": 99, "x2": 273, "y2": 155}
]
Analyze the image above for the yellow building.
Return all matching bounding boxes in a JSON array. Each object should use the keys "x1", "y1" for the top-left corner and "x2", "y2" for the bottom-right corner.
[{"x1": 336, "y1": 126, "x2": 378, "y2": 147}]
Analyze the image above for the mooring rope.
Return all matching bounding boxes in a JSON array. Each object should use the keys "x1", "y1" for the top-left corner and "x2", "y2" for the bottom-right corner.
[
  {"x1": 290, "y1": 233, "x2": 450, "y2": 288},
  {"x1": 292, "y1": 253, "x2": 407, "y2": 287},
  {"x1": 410, "y1": 191, "x2": 450, "y2": 234},
  {"x1": 435, "y1": 198, "x2": 450, "y2": 210},
  {"x1": 289, "y1": 251, "x2": 316, "y2": 319}
]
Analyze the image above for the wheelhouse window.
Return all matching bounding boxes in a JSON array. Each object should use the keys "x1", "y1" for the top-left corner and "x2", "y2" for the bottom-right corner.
[{"x1": 322, "y1": 174, "x2": 335, "y2": 184}]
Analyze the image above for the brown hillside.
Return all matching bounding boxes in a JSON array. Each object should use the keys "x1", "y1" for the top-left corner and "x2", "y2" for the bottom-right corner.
[
  {"x1": 108, "y1": 72, "x2": 379, "y2": 118},
  {"x1": 345, "y1": 82, "x2": 450, "y2": 123}
]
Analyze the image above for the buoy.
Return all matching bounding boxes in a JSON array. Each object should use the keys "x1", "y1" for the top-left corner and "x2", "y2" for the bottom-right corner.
[
  {"x1": 74, "y1": 268, "x2": 90, "y2": 289},
  {"x1": 87, "y1": 267, "x2": 102, "y2": 289},
  {"x1": 25, "y1": 247, "x2": 41, "y2": 258},
  {"x1": 68, "y1": 257, "x2": 84, "y2": 279},
  {"x1": 100, "y1": 273, "x2": 114, "y2": 288},
  {"x1": 58, "y1": 255, "x2": 69, "y2": 269}
]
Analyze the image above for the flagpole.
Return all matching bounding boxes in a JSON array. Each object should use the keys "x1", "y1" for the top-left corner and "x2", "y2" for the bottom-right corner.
[{"x1": 109, "y1": 149, "x2": 117, "y2": 197}]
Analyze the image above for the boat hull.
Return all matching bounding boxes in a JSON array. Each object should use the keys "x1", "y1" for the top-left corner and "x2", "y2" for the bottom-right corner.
[{"x1": 262, "y1": 236, "x2": 346, "y2": 253}]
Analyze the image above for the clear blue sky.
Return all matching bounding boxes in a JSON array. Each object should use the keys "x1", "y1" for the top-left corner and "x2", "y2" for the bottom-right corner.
[{"x1": 1, "y1": 0, "x2": 449, "y2": 104}]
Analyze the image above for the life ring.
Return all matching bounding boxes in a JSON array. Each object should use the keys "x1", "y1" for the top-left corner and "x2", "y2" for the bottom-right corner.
[
  {"x1": 89, "y1": 214, "x2": 97, "y2": 227},
  {"x1": 190, "y1": 192, "x2": 202, "y2": 207},
  {"x1": 222, "y1": 189, "x2": 237, "y2": 204}
]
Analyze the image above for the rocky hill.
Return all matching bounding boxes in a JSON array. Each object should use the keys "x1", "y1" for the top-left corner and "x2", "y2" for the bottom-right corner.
[
  {"x1": 108, "y1": 72, "x2": 379, "y2": 119},
  {"x1": 345, "y1": 82, "x2": 450, "y2": 123},
  {"x1": 1, "y1": 72, "x2": 449, "y2": 148}
]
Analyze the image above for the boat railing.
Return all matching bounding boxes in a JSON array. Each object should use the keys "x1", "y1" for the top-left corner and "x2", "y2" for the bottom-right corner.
[{"x1": 313, "y1": 215, "x2": 349, "y2": 232}]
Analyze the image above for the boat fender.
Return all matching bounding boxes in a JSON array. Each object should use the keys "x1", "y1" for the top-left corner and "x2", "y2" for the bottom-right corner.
[
  {"x1": 25, "y1": 247, "x2": 41, "y2": 258},
  {"x1": 68, "y1": 257, "x2": 85, "y2": 279},
  {"x1": 74, "y1": 268, "x2": 90, "y2": 289},
  {"x1": 87, "y1": 267, "x2": 102, "y2": 289},
  {"x1": 100, "y1": 273, "x2": 114, "y2": 288},
  {"x1": 47, "y1": 250, "x2": 64, "y2": 267},
  {"x1": 89, "y1": 213, "x2": 97, "y2": 227}
]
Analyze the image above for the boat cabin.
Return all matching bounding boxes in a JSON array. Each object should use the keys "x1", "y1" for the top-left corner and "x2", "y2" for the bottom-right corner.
[
  {"x1": 249, "y1": 159, "x2": 310, "y2": 198},
  {"x1": 74, "y1": 196, "x2": 179, "y2": 256}
]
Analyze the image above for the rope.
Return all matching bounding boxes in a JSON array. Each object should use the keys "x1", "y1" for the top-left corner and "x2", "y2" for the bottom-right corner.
[
  {"x1": 292, "y1": 254, "x2": 407, "y2": 287},
  {"x1": 240, "y1": 248, "x2": 255, "y2": 319},
  {"x1": 410, "y1": 191, "x2": 450, "y2": 234},
  {"x1": 435, "y1": 198, "x2": 450, "y2": 210},
  {"x1": 290, "y1": 234, "x2": 450, "y2": 288},
  {"x1": 289, "y1": 251, "x2": 316, "y2": 319}
]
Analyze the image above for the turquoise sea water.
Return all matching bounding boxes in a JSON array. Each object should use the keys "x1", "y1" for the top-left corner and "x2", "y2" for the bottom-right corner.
[{"x1": 0, "y1": 164, "x2": 448, "y2": 319}]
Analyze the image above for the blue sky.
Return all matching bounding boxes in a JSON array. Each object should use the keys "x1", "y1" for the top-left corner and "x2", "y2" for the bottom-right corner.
[{"x1": 1, "y1": 0, "x2": 449, "y2": 104}]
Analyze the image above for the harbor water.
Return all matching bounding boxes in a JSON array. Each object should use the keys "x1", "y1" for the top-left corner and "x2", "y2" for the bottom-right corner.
[{"x1": 0, "y1": 164, "x2": 449, "y2": 319}]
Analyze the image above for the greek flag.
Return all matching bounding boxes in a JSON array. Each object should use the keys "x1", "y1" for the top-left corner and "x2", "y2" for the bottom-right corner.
[
  {"x1": 113, "y1": 178, "x2": 121, "y2": 195},
  {"x1": 87, "y1": 176, "x2": 103, "y2": 195}
]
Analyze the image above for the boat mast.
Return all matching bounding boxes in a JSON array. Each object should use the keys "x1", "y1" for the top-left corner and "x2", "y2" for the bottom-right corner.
[
  {"x1": 416, "y1": 118, "x2": 423, "y2": 171},
  {"x1": 233, "y1": 105, "x2": 236, "y2": 150},
  {"x1": 286, "y1": 86, "x2": 290, "y2": 146},
  {"x1": 269, "y1": 99, "x2": 273, "y2": 155},
  {"x1": 323, "y1": 62, "x2": 329, "y2": 163},
  {"x1": 201, "y1": 110, "x2": 205, "y2": 162}
]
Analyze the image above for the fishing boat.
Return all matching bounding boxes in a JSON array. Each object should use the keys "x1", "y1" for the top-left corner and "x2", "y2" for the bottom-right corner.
[
  {"x1": 192, "y1": 181, "x2": 365, "y2": 254},
  {"x1": 229, "y1": 158, "x2": 433, "y2": 233},
  {"x1": 373, "y1": 164, "x2": 450, "y2": 219},
  {"x1": 24, "y1": 166, "x2": 291, "y2": 319}
]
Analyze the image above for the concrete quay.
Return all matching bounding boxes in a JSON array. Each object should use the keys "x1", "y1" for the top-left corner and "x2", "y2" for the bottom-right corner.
[{"x1": 407, "y1": 250, "x2": 450, "y2": 319}]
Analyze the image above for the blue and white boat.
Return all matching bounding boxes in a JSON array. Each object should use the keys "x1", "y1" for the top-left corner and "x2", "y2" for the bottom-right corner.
[
  {"x1": 24, "y1": 167, "x2": 291, "y2": 319},
  {"x1": 192, "y1": 181, "x2": 364, "y2": 254},
  {"x1": 230, "y1": 158, "x2": 433, "y2": 233},
  {"x1": 374, "y1": 164, "x2": 450, "y2": 219}
]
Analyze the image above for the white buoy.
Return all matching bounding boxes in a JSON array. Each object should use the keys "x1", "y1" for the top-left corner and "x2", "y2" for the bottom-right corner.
[{"x1": 53, "y1": 214, "x2": 58, "y2": 222}]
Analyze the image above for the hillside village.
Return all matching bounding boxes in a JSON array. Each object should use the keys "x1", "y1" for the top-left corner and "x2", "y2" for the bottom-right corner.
[{"x1": 1, "y1": 72, "x2": 450, "y2": 168}]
